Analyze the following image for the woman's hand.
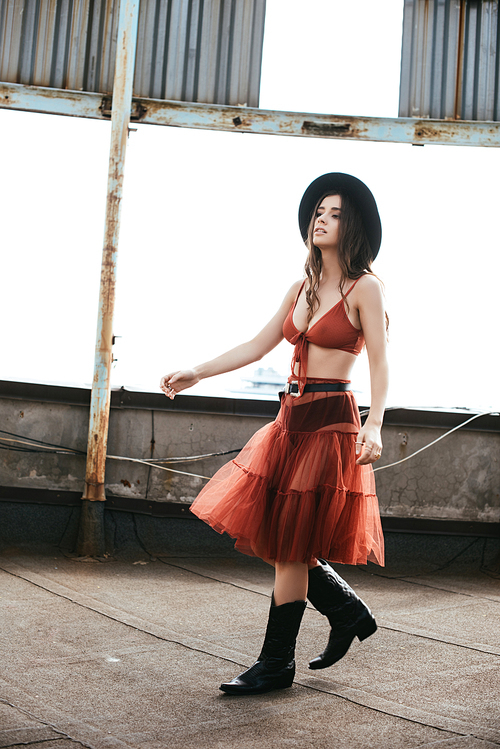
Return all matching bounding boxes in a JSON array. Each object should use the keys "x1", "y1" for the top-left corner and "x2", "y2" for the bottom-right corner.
[
  {"x1": 355, "y1": 422, "x2": 383, "y2": 465},
  {"x1": 160, "y1": 369, "x2": 200, "y2": 399}
]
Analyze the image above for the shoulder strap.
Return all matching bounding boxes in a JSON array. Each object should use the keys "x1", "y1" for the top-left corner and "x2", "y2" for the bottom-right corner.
[
  {"x1": 344, "y1": 275, "x2": 364, "y2": 298},
  {"x1": 297, "y1": 279, "x2": 307, "y2": 300},
  {"x1": 291, "y1": 279, "x2": 307, "y2": 308}
]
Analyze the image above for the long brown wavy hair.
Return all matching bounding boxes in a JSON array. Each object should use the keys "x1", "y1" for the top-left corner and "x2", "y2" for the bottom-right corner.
[{"x1": 304, "y1": 190, "x2": 387, "y2": 331}]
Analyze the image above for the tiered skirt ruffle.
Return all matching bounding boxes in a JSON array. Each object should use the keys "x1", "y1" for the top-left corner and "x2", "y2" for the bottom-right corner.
[{"x1": 190, "y1": 379, "x2": 384, "y2": 566}]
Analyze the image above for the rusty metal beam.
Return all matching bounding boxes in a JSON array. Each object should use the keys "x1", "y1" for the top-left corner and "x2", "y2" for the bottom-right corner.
[
  {"x1": 136, "y1": 98, "x2": 500, "y2": 147},
  {"x1": 82, "y1": 0, "x2": 140, "y2": 503},
  {"x1": 78, "y1": 0, "x2": 140, "y2": 557},
  {"x1": 2, "y1": 82, "x2": 500, "y2": 147}
]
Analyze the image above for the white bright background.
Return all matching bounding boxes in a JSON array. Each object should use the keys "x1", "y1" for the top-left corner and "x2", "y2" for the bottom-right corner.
[{"x1": 1, "y1": 0, "x2": 499, "y2": 411}]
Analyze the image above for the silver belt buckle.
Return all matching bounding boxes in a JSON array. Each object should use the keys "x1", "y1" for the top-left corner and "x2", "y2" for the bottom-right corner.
[{"x1": 285, "y1": 381, "x2": 299, "y2": 397}]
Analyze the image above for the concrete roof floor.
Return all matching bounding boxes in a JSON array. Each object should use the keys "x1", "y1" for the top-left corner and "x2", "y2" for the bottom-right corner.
[{"x1": 0, "y1": 530, "x2": 499, "y2": 749}]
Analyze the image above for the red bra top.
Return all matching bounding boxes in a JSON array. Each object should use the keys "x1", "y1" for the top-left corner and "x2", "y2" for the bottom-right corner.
[{"x1": 282, "y1": 277, "x2": 365, "y2": 395}]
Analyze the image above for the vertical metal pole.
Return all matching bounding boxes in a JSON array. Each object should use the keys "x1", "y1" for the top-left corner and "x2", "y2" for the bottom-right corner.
[
  {"x1": 454, "y1": 0, "x2": 466, "y2": 121},
  {"x1": 77, "y1": 0, "x2": 140, "y2": 557}
]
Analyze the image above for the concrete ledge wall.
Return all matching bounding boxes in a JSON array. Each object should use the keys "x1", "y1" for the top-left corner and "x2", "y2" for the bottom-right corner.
[
  {"x1": 378, "y1": 426, "x2": 499, "y2": 522},
  {"x1": 1, "y1": 383, "x2": 499, "y2": 524}
]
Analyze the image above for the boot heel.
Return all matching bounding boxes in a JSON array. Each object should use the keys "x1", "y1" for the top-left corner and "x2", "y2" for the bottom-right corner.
[
  {"x1": 273, "y1": 666, "x2": 296, "y2": 690},
  {"x1": 357, "y1": 617, "x2": 377, "y2": 642}
]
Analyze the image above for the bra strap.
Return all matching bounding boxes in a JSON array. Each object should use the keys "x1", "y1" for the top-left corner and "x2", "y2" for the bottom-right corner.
[
  {"x1": 296, "y1": 279, "x2": 307, "y2": 302},
  {"x1": 344, "y1": 275, "x2": 364, "y2": 297}
]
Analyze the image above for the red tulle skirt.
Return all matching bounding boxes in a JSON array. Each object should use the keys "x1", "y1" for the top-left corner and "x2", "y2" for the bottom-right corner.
[{"x1": 190, "y1": 379, "x2": 384, "y2": 566}]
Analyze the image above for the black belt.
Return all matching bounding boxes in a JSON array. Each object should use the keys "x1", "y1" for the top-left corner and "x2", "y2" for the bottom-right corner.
[{"x1": 283, "y1": 381, "x2": 351, "y2": 395}]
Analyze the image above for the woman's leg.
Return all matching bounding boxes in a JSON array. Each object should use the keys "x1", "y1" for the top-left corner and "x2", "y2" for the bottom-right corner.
[
  {"x1": 263, "y1": 557, "x2": 319, "y2": 571},
  {"x1": 274, "y1": 561, "x2": 309, "y2": 605}
]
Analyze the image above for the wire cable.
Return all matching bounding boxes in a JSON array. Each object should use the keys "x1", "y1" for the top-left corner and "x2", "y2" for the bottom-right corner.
[
  {"x1": 0, "y1": 434, "x2": 219, "y2": 479},
  {"x1": 106, "y1": 454, "x2": 212, "y2": 480},
  {"x1": 146, "y1": 448, "x2": 240, "y2": 464},
  {"x1": 0, "y1": 429, "x2": 86, "y2": 454},
  {"x1": 372, "y1": 411, "x2": 494, "y2": 473},
  {"x1": 0, "y1": 432, "x2": 239, "y2": 463},
  {"x1": 0, "y1": 440, "x2": 82, "y2": 456}
]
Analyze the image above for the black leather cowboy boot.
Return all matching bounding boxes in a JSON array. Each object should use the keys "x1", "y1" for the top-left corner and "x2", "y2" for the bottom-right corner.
[
  {"x1": 220, "y1": 596, "x2": 307, "y2": 695},
  {"x1": 307, "y1": 559, "x2": 376, "y2": 669}
]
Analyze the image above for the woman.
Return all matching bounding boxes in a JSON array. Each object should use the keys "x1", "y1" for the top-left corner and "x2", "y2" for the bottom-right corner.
[{"x1": 160, "y1": 173, "x2": 388, "y2": 696}]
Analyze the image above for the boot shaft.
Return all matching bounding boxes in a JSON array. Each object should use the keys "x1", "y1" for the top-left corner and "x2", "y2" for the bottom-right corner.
[
  {"x1": 259, "y1": 598, "x2": 307, "y2": 661},
  {"x1": 308, "y1": 559, "x2": 357, "y2": 612},
  {"x1": 221, "y1": 597, "x2": 306, "y2": 695},
  {"x1": 307, "y1": 559, "x2": 374, "y2": 634}
]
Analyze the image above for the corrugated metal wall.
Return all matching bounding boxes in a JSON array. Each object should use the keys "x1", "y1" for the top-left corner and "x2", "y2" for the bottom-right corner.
[
  {"x1": 399, "y1": 0, "x2": 500, "y2": 121},
  {"x1": 0, "y1": 0, "x2": 266, "y2": 106}
]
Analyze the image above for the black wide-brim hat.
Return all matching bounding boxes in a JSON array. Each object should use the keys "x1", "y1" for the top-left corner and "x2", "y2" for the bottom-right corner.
[{"x1": 298, "y1": 173, "x2": 382, "y2": 259}]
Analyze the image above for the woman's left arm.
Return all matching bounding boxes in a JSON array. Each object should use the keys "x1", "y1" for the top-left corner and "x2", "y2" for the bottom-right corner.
[{"x1": 355, "y1": 275, "x2": 389, "y2": 465}]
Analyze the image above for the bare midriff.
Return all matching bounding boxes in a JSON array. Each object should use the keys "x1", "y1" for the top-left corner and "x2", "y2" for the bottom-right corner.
[{"x1": 291, "y1": 343, "x2": 358, "y2": 381}]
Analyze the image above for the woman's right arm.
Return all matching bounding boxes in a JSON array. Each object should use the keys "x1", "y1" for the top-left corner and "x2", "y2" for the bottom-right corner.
[{"x1": 160, "y1": 280, "x2": 302, "y2": 398}]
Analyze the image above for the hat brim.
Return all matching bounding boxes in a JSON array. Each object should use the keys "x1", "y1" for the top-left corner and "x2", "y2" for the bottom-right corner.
[{"x1": 298, "y1": 173, "x2": 381, "y2": 259}]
